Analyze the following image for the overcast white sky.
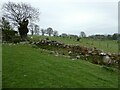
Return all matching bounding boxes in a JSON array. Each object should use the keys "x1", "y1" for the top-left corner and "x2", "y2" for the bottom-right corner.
[{"x1": 0, "y1": 0, "x2": 119, "y2": 36}]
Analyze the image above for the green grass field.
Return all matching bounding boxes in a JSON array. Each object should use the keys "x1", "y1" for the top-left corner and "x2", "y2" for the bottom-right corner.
[
  {"x1": 0, "y1": 43, "x2": 2, "y2": 89},
  {"x1": 30, "y1": 35, "x2": 118, "y2": 53},
  {"x1": 2, "y1": 44, "x2": 118, "y2": 88}
]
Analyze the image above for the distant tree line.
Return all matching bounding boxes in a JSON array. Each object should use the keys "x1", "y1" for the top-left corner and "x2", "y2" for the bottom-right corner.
[
  {"x1": 29, "y1": 25, "x2": 59, "y2": 36},
  {"x1": 29, "y1": 23, "x2": 40, "y2": 35},
  {"x1": 31, "y1": 27, "x2": 59, "y2": 36},
  {"x1": 88, "y1": 33, "x2": 120, "y2": 40}
]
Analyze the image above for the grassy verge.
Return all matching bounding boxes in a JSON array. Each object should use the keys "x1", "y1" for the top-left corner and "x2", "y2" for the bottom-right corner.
[{"x1": 2, "y1": 44, "x2": 118, "y2": 88}]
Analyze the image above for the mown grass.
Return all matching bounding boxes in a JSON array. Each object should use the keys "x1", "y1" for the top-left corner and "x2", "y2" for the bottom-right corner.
[
  {"x1": 29, "y1": 35, "x2": 118, "y2": 53},
  {"x1": 0, "y1": 43, "x2": 2, "y2": 89},
  {"x1": 2, "y1": 44, "x2": 118, "y2": 88}
]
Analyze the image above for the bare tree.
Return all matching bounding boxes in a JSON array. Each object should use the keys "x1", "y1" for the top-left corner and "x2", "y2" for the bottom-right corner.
[
  {"x1": 61, "y1": 33, "x2": 67, "y2": 38},
  {"x1": 80, "y1": 31, "x2": 86, "y2": 38},
  {"x1": 53, "y1": 30, "x2": 58, "y2": 36},
  {"x1": 46, "y1": 27, "x2": 53, "y2": 36},
  {"x1": 28, "y1": 23, "x2": 39, "y2": 35},
  {"x1": 2, "y1": 2, "x2": 40, "y2": 41},
  {"x1": 34, "y1": 24, "x2": 39, "y2": 35},
  {"x1": 28, "y1": 23, "x2": 35, "y2": 35},
  {"x1": 41, "y1": 29, "x2": 46, "y2": 36}
]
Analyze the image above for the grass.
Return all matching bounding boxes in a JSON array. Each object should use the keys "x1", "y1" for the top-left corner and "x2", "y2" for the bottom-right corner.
[
  {"x1": 29, "y1": 35, "x2": 118, "y2": 53},
  {"x1": 2, "y1": 44, "x2": 118, "y2": 88},
  {"x1": 0, "y1": 43, "x2": 2, "y2": 89},
  {"x1": 80, "y1": 38, "x2": 118, "y2": 53}
]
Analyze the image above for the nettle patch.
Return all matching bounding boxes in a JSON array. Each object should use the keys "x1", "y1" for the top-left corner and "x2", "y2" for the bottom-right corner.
[{"x1": 30, "y1": 38, "x2": 119, "y2": 68}]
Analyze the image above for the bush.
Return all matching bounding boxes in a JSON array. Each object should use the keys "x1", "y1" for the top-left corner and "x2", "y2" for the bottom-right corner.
[
  {"x1": 2, "y1": 29, "x2": 18, "y2": 42},
  {"x1": 12, "y1": 36, "x2": 21, "y2": 43}
]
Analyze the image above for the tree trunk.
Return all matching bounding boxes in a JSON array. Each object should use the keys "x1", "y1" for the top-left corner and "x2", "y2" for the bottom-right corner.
[
  {"x1": 18, "y1": 19, "x2": 29, "y2": 41},
  {"x1": 18, "y1": 26, "x2": 28, "y2": 41}
]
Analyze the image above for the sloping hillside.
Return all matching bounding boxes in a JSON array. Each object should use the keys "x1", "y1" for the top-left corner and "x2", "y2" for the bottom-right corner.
[{"x1": 2, "y1": 44, "x2": 118, "y2": 88}]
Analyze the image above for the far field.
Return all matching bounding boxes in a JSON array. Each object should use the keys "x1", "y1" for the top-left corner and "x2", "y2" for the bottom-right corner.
[
  {"x1": 30, "y1": 35, "x2": 118, "y2": 53},
  {"x1": 2, "y1": 43, "x2": 118, "y2": 88}
]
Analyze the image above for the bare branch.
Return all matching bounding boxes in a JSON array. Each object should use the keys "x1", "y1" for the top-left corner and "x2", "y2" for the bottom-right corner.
[{"x1": 2, "y1": 2, "x2": 40, "y2": 26}]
